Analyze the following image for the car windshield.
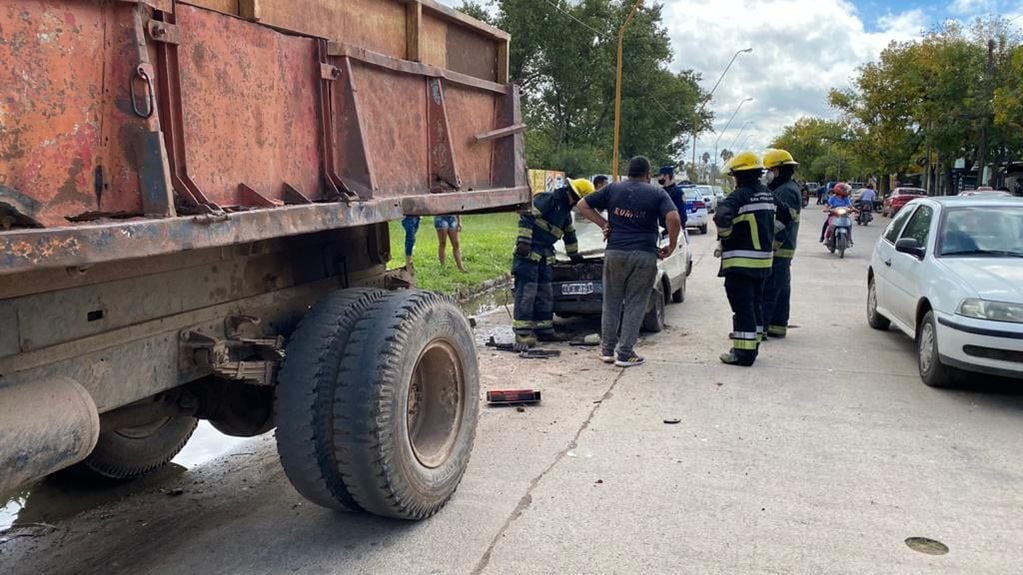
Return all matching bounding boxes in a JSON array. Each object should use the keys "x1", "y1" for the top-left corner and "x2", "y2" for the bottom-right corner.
[
  {"x1": 684, "y1": 188, "x2": 702, "y2": 201},
  {"x1": 939, "y1": 206, "x2": 1023, "y2": 257},
  {"x1": 695, "y1": 186, "x2": 712, "y2": 196},
  {"x1": 898, "y1": 189, "x2": 925, "y2": 196}
]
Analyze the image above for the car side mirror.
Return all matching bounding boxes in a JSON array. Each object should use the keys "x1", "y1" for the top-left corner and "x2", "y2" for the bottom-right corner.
[{"x1": 895, "y1": 237, "x2": 925, "y2": 258}]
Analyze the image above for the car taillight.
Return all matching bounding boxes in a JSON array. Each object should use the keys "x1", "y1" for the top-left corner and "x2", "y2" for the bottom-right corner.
[{"x1": 694, "y1": 201, "x2": 705, "y2": 210}]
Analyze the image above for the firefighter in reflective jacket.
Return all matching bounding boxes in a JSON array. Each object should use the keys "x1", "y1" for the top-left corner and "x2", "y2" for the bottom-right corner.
[
  {"x1": 762, "y1": 149, "x2": 802, "y2": 339},
  {"x1": 714, "y1": 152, "x2": 792, "y2": 366},
  {"x1": 513, "y1": 178, "x2": 595, "y2": 349}
]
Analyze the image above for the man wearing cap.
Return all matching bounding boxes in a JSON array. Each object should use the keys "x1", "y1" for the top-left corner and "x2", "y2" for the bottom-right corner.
[
  {"x1": 657, "y1": 165, "x2": 687, "y2": 230},
  {"x1": 761, "y1": 149, "x2": 802, "y2": 340},
  {"x1": 714, "y1": 151, "x2": 790, "y2": 366},
  {"x1": 512, "y1": 178, "x2": 594, "y2": 350},
  {"x1": 576, "y1": 156, "x2": 681, "y2": 368}
]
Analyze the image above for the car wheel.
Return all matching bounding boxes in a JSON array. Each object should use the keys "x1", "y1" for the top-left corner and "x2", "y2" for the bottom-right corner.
[
  {"x1": 917, "y1": 311, "x2": 957, "y2": 388},
  {"x1": 642, "y1": 290, "x2": 666, "y2": 332},
  {"x1": 866, "y1": 278, "x2": 890, "y2": 330},
  {"x1": 671, "y1": 274, "x2": 686, "y2": 303}
]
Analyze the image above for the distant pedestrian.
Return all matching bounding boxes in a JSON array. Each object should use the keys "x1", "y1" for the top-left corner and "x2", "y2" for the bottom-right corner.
[
  {"x1": 1015, "y1": 179, "x2": 1022, "y2": 197},
  {"x1": 593, "y1": 174, "x2": 609, "y2": 192},
  {"x1": 576, "y1": 156, "x2": 681, "y2": 368},
  {"x1": 434, "y1": 214, "x2": 466, "y2": 272},
  {"x1": 401, "y1": 215, "x2": 421, "y2": 271}
]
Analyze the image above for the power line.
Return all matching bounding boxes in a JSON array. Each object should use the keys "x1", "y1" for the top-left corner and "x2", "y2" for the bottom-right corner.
[{"x1": 540, "y1": 0, "x2": 609, "y2": 40}]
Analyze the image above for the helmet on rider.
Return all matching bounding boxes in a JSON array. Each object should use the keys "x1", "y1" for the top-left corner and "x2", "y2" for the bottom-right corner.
[{"x1": 832, "y1": 182, "x2": 851, "y2": 197}]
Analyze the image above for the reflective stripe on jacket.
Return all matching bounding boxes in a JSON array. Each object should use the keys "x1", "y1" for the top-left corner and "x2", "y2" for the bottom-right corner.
[
  {"x1": 517, "y1": 187, "x2": 578, "y2": 257},
  {"x1": 769, "y1": 179, "x2": 801, "y2": 260},
  {"x1": 714, "y1": 183, "x2": 777, "y2": 278}
]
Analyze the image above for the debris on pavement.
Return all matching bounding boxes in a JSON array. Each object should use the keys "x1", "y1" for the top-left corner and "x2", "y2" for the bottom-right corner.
[
  {"x1": 486, "y1": 389, "x2": 542, "y2": 406},
  {"x1": 515, "y1": 406, "x2": 526, "y2": 413},
  {"x1": 569, "y1": 334, "x2": 601, "y2": 346},
  {"x1": 485, "y1": 336, "x2": 561, "y2": 358},
  {"x1": 663, "y1": 418, "x2": 682, "y2": 424}
]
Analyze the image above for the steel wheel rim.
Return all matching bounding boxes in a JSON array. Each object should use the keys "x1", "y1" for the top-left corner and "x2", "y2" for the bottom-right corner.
[
  {"x1": 919, "y1": 321, "x2": 936, "y2": 373},
  {"x1": 407, "y1": 339, "x2": 464, "y2": 469}
]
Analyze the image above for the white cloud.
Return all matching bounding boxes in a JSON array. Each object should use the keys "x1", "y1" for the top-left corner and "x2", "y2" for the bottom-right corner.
[
  {"x1": 951, "y1": 0, "x2": 984, "y2": 14},
  {"x1": 659, "y1": 0, "x2": 928, "y2": 162}
]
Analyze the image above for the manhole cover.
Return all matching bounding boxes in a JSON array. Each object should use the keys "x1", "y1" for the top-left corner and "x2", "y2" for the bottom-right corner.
[{"x1": 905, "y1": 537, "x2": 949, "y2": 555}]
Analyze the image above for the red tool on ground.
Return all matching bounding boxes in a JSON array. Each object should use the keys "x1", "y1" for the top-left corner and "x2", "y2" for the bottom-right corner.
[{"x1": 486, "y1": 389, "x2": 542, "y2": 405}]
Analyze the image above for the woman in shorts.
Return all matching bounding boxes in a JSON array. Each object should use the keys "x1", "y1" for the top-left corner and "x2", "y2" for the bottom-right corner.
[{"x1": 434, "y1": 214, "x2": 466, "y2": 272}]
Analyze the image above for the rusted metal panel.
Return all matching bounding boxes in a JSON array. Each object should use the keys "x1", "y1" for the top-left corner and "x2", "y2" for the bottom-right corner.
[
  {"x1": 351, "y1": 65, "x2": 428, "y2": 197},
  {"x1": 1, "y1": 2, "x2": 109, "y2": 226},
  {"x1": 421, "y1": 11, "x2": 498, "y2": 82},
  {"x1": 328, "y1": 41, "x2": 509, "y2": 94},
  {"x1": 445, "y1": 85, "x2": 496, "y2": 190},
  {"x1": 426, "y1": 79, "x2": 461, "y2": 192},
  {"x1": 401, "y1": 187, "x2": 529, "y2": 216},
  {"x1": 175, "y1": 5, "x2": 320, "y2": 207},
  {"x1": 256, "y1": 0, "x2": 407, "y2": 58},
  {"x1": 0, "y1": 199, "x2": 402, "y2": 275},
  {"x1": 494, "y1": 85, "x2": 527, "y2": 189},
  {"x1": 181, "y1": 0, "x2": 239, "y2": 16}
]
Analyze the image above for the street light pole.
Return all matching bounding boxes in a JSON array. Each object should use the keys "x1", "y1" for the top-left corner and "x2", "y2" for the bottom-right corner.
[
  {"x1": 613, "y1": 0, "x2": 643, "y2": 180},
  {"x1": 713, "y1": 97, "x2": 753, "y2": 170},
  {"x1": 691, "y1": 48, "x2": 752, "y2": 180}
]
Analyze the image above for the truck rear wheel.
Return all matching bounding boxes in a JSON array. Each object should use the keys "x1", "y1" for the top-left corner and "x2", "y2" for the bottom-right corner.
[
  {"x1": 276, "y1": 289, "x2": 478, "y2": 520},
  {"x1": 78, "y1": 415, "x2": 198, "y2": 480}
]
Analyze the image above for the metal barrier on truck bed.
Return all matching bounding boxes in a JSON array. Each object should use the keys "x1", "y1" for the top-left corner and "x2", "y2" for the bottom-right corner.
[{"x1": 0, "y1": 0, "x2": 528, "y2": 274}]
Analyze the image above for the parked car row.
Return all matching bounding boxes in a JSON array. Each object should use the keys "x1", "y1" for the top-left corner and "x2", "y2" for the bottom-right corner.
[{"x1": 867, "y1": 196, "x2": 1023, "y2": 387}]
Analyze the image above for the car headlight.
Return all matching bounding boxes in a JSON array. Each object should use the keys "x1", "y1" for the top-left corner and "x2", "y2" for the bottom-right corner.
[{"x1": 957, "y1": 299, "x2": 1023, "y2": 323}]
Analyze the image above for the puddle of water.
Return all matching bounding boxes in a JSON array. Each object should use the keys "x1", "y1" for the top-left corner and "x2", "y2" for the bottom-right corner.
[
  {"x1": 460, "y1": 285, "x2": 513, "y2": 317},
  {"x1": 1, "y1": 421, "x2": 261, "y2": 532}
]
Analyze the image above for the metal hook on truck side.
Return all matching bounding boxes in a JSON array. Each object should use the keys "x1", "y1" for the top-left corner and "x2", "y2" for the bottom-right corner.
[{"x1": 130, "y1": 65, "x2": 155, "y2": 119}]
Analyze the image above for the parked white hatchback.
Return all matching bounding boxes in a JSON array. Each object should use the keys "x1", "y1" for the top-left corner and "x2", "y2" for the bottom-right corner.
[{"x1": 867, "y1": 196, "x2": 1023, "y2": 387}]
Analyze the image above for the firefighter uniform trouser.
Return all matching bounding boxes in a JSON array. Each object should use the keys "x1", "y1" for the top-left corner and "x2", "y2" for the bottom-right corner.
[
  {"x1": 724, "y1": 274, "x2": 765, "y2": 365},
  {"x1": 762, "y1": 259, "x2": 791, "y2": 338},
  {"x1": 512, "y1": 255, "x2": 554, "y2": 338}
]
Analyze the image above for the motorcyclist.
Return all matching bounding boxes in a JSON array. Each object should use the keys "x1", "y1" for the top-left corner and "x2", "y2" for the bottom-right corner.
[
  {"x1": 858, "y1": 184, "x2": 877, "y2": 218},
  {"x1": 820, "y1": 182, "x2": 856, "y2": 244}
]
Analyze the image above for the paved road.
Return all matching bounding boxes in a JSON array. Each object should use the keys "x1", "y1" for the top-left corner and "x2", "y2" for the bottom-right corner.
[{"x1": 3, "y1": 209, "x2": 1022, "y2": 574}]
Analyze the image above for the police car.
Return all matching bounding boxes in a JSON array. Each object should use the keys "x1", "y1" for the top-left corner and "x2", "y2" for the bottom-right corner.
[{"x1": 681, "y1": 184, "x2": 710, "y2": 234}]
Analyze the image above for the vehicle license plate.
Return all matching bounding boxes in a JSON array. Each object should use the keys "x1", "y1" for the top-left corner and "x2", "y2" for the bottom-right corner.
[{"x1": 562, "y1": 282, "x2": 594, "y2": 296}]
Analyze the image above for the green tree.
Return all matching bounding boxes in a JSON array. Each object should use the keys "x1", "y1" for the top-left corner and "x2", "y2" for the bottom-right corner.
[{"x1": 483, "y1": 0, "x2": 710, "y2": 174}]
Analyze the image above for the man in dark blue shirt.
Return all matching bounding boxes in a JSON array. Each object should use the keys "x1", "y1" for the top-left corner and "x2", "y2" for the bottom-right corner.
[
  {"x1": 577, "y1": 156, "x2": 681, "y2": 368},
  {"x1": 657, "y1": 165, "x2": 688, "y2": 229}
]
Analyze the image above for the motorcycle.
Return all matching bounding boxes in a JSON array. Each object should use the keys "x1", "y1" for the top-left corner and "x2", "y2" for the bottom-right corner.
[
  {"x1": 856, "y1": 201, "x2": 873, "y2": 226},
  {"x1": 825, "y1": 206, "x2": 855, "y2": 258}
]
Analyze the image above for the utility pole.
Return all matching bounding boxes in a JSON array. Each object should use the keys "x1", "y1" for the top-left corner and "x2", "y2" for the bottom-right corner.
[{"x1": 612, "y1": 0, "x2": 643, "y2": 180}]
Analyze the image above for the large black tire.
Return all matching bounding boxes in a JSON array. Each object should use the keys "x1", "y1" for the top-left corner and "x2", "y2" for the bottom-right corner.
[
  {"x1": 277, "y1": 289, "x2": 479, "y2": 520},
  {"x1": 866, "y1": 277, "x2": 890, "y2": 330},
  {"x1": 917, "y1": 311, "x2": 958, "y2": 388},
  {"x1": 78, "y1": 415, "x2": 198, "y2": 480},
  {"x1": 671, "y1": 274, "x2": 686, "y2": 303},
  {"x1": 276, "y1": 287, "x2": 388, "y2": 512},
  {"x1": 642, "y1": 289, "x2": 666, "y2": 332}
]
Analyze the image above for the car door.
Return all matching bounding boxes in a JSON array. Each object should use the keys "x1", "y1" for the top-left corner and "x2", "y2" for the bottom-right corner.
[
  {"x1": 888, "y1": 203, "x2": 935, "y2": 329},
  {"x1": 656, "y1": 227, "x2": 686, "y2": 291},
  {"x1": 874, "y1": 205, "x2": 916, "y2": 317}
]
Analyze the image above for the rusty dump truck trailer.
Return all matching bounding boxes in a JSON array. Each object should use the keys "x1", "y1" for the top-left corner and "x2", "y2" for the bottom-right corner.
[{"x1": 0, "y1": 0, "x2": 527, "y2": 519}]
